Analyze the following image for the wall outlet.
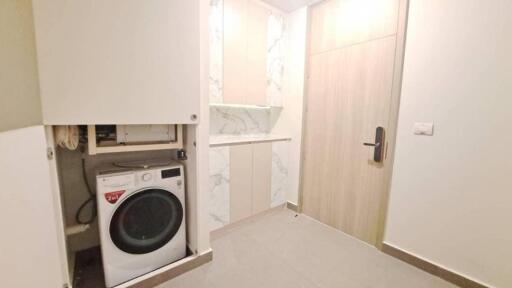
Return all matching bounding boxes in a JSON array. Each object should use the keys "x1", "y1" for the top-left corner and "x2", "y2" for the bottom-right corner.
[{"x1": 414, "y1": 122, "x2": 434, "y2": 136}]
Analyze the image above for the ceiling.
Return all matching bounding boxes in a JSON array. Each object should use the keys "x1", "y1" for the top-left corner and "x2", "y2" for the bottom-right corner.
[{"x1": 260, "y1": 0, "x2": 323, "y2": 12}]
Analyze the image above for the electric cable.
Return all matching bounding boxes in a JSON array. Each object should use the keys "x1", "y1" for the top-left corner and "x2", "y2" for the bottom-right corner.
[
  {"x1": 75, "y1": 144, "x2": 97, "y2": 225},
  {"x1": 54, "y1": 125, "x2": 80, "y2": 150}
]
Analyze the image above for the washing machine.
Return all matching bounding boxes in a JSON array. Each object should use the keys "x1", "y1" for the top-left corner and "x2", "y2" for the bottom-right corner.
[{"x1": 96, "y1": 163, "x2": 186, "y2": 287}]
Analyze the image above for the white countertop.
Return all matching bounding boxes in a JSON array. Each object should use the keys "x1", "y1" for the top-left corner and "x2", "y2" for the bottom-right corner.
[{"x1": 210, "y1": 134, "x2": 291, "y2": 147}]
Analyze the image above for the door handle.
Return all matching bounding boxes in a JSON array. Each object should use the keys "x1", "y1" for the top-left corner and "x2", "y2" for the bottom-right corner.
[
  {"x1": 364, "y1": 127, "x2": 385, "y2": 163},
  {"x1": 363, "y1": 142, "x2": 381, "y2": 147}
]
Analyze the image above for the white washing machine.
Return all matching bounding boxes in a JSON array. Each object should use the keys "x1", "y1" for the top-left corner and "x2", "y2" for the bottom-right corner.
[{"x1": 96, "y1": 163, "x2": 186, "y2": 287}]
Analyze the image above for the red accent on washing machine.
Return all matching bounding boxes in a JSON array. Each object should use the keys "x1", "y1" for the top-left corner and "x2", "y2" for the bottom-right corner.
[{"x1": 105, "y1": 190, "x2": 125, "y2": 204}]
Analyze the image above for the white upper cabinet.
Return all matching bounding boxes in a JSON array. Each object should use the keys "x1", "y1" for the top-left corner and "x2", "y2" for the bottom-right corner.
[
  {"x1": 223, "y1": 0, "x2": 268, "y2": 106},
  {"x1": 210, "y1": 0, "x2": 285, "y2": 107},
  {"x1": 32, "y1": 0, "x2": 200, "y2": 124}
]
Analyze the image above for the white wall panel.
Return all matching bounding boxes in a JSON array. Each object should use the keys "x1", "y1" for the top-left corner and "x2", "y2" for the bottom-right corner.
[
  {"x1": 209, "y1": 147, "x2": 230, "y2": 230},
  {"x1": 271, "y1": 141, "x2": 289, "y2": 207},
  {"x1": 0, "y1": 0, "x2": 42, "y2": 132},
  {"x1": 0, "y1": 126, "x2": 67, "y2": 288}
]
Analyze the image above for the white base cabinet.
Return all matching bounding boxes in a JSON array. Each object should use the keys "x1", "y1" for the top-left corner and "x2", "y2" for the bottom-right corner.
[
  {"x1": 230, "y1": 143, "x2": 272, "y2": 221},
  {"x1": 208, "y1": 141, "x2": 289, "y2": 231}
]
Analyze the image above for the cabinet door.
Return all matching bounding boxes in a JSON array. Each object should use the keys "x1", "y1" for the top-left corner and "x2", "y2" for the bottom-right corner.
[
  {"x1": 246, "y1": 0, "x2": 268, "y2": 106},
  {"x1": 223, "y1": 0, "x2": 268, "y2": 106},
  {"x1": 251, "y1": 142, "x2": 272, "y2": 214},
  {"x1": 223, "y1": 0, "x2": 248, "y2": 104},
  {"x1": 0, "y1": 126, "x2": 68, "y2": 288},
  {"x1": 32, "y1": 0, "x2": 200, "y2": 124},
  {"x1": 229, "y1": 144, "x2": 253, "y2": 222}
]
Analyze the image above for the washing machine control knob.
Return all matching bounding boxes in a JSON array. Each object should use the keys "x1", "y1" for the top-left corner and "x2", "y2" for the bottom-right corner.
[{"x1": 142, "y1": 173, "x2": 152, "y2": 182}]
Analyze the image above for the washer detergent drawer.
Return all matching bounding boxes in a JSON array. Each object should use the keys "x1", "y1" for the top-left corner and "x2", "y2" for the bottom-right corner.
[{"x1": 98, "y1": 174, "x2": 135, "y2": 189}]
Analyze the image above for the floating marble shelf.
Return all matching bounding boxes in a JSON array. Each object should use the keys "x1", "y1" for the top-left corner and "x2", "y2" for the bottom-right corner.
[
  {"x1": 209, "y1": 103, "x2": 269, "y2": 109},
  {"x1": 209, "y1": 103, "x2": 283, "y2": 109},
  {"x1": 210, "y1": 134, "x2": 291, "y2": 147}
]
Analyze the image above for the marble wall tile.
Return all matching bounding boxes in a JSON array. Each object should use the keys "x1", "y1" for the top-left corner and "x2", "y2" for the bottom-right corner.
[
  {"x1": 271, "y1": 141, "x2": 289, "y2": 207},
  {"x1": 209, "y1": 146, "x2": 230, "y2": 231},
  {"x1": 210, "y1": 106, "x2": 271, "y2": 135},
  {"x1": 209, "y1": 0, "x2": 223, "y2": 103},
  {"x1": 267, "y1": 13, "x2": 285, "y2": 107}
]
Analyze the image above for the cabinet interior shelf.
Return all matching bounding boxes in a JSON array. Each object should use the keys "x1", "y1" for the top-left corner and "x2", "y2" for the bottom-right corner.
[{"x1": 87, "y1": 125, "x2": 183, "y2": 155}]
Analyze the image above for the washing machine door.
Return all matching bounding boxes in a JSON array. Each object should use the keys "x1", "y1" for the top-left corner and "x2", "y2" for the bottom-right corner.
[{"x1": 109, "y1": 188, "x2": 183, "y2": 254}]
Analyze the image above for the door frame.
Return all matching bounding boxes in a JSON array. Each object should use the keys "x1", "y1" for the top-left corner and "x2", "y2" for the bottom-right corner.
[{"x1": 297, "y1": 0, "x2": 410, "y2": 249}]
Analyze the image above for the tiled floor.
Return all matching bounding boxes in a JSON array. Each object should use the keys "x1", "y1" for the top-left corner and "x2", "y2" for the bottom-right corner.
[{"x1": 157, "y1": 208, "x2": 456, "y2": 288}]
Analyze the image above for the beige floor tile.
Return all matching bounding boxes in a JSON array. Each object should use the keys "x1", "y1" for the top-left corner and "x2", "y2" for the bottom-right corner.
[{"x1": 157, "y1": 209, "x2": 456, "y2": 288}]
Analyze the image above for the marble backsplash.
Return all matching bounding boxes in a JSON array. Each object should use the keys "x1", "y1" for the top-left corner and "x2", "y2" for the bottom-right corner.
[
  {"x1": 209, "y1": 0, "x2": 223, "y2": 103},
  {"x1": 209, "y1": 146, "x2": 230, "y2": 231},
  {"x1": 210, "y1": 106, "x2": 270, "y2": 135},
  {"x1": 267, "y1": 13, "x2": 285, "y2": 107},
  {"x1": 271, "y1": 141, "x2": 288, "y2": 207}
]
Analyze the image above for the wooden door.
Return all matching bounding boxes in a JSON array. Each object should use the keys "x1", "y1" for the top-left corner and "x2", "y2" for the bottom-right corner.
[{"x1": 301, "y1": 0, "x2": 402, "y2": 245}]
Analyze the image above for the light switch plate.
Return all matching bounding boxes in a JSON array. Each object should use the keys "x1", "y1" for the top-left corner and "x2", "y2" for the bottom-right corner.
[{"x1": 414, "y1": 122, "x2": 434, "y2": 136}]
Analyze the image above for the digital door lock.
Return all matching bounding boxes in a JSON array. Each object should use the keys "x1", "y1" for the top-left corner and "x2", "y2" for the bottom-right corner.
[{"x1": 363, "y1": 126, "x2": 385, "y2": 163}]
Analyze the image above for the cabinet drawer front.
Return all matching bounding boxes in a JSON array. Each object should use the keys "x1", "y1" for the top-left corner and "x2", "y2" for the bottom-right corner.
[{"x1": 251, "y1": 142, "x2": 272, "y2": 214}]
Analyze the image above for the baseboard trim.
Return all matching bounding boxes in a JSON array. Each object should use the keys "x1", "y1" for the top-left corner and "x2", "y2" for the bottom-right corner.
[
  {"x1": 286, "y1": 201, "x2": 299, "y2": 212},
  {"x1": 126, "y1": 249, "x2": 213, "y2": 288},
  {"x1": 382, "y1": 243, "x2": 488, "y2": 288}
]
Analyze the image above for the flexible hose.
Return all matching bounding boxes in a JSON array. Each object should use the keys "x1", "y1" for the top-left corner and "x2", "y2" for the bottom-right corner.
[{"x1": 75, "y1": 146, "x2": 97, "y2": 225}]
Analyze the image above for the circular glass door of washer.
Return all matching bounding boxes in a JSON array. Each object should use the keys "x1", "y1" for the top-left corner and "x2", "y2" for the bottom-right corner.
[{"x1": 109, "y1": 188, "x2": 183, "y2": 254}]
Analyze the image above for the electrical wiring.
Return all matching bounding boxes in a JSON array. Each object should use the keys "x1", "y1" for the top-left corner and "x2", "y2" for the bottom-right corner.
[
  {"x1": 75, "y1": 143, "x2": 97, "y2": 225},
  {"x1": 54, "y1": 125, "x2": 80, "y2": 150}
]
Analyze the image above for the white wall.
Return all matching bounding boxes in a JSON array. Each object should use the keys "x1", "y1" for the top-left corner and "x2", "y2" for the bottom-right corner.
[
  {"x1": 384, "y1": 1, "x2": 512, "y2": 287},
  {"x1": 0, "y1": 0, "x2": 42, "y2": 132},
  {"x1": 271, "y1": 6, "x2": 307, "y2": 205}
]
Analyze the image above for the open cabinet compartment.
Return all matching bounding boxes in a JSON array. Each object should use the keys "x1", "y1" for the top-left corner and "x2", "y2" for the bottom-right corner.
[
  {"x1": 87, "y1": 125, "x2": 184, "y2": 155},
  {"x1": 48, "y1": 124, "x2": 209, "y2": 288}
]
